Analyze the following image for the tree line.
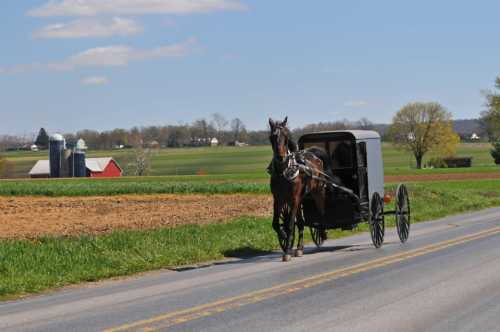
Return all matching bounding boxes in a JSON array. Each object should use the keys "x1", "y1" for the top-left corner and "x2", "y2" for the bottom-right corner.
[{"x1": 1, "y1": 113, "x2": 378, "y2": 151}]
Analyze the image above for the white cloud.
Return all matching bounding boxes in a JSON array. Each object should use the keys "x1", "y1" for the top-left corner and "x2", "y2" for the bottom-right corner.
[
  {"x1": 28, "y1": 0, "x2": 247, "y2": 17},
  {"x1": 33, "y1": 17, "x2": 143, "y2": 39},
  {"x1": 81, "y1": 76, "x2": 109, "y2": 85},
  {"x1": 68, "y1": 38, "x2": 196, "y2": 67},
  {"x1": 344, "y1": 100, "x2": 369, "y2": 108},
  {"x1": 0, "y1": 38, "x2": 197, "y2": 74}
]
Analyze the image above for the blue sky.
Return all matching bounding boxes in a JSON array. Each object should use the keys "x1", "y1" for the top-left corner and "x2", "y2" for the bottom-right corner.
[{"x1": 1, "y1": 0, "x2": 500, "y2": 135}]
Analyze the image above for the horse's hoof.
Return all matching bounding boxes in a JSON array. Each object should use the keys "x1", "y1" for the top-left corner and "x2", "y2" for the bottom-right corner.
[
  {"x1": 282, "y1": 254, "x2": 292, "y2": 262},
  {"x1": 294, "y1": 249, "x2": 303, "y2": 257}
]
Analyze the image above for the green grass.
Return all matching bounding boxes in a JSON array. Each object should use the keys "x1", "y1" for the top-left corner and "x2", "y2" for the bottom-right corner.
[
  {"x1": 1, "y1": 143, "x2": 498, "y2": 197},
  {"x1": 0, "y1": 177, "x2": 269, "y2": 196},
  {"x1": 1, "y1": 179, "x2": 500, "y2": 300},
  {"x1": 2, "y1": 143, "x2": 498, "y2": 179}
]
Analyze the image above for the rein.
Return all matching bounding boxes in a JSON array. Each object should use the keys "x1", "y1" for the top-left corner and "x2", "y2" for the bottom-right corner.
[{"x1": 279, "y1": 150, "x2": 359, "y2": 200}]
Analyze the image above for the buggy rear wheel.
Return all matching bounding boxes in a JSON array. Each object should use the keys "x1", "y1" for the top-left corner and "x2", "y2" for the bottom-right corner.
[
  {"x1": 395, "y1": 184, "x2": 410, "y2": 243},
  {"x1": 370, "y1": 192, "x2": 385, "y2": 248},
  {"x1": 310, "y1": 227, "x2": 326, "y2": 248}
]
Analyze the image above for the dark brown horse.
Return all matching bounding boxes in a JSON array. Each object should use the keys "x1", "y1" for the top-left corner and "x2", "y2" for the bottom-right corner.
[{"x1": 269, "y1": 117, "x2": 332, "y2": 261}]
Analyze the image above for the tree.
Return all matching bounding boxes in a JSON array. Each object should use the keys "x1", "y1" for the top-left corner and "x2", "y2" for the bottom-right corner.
[
  {"x1": 211, "y1": 113, "x2": 228, "y2": 143},
  {"x1": 390, "y1": 102, "x2": 459, "y2": 169},
  {"x1": 481, "y1": 76, "x2": 500, "y2": 141},
  {"x1": 35, "y1": 128, "x2": 49, "y2": 149},
  {"x1": 356, "y1": 118, "x2": 374, "y2": 130},
  {"x1": 230, "y1": 118, "x2": 247, "y2": 142},
  {"x1": 481, "y1": 76, "x2": 500, "y2": 164}
]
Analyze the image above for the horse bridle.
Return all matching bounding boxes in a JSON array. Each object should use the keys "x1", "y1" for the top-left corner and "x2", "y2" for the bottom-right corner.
[{"x1": 271, "y1": 125, "x2": 290, "y2": 159}]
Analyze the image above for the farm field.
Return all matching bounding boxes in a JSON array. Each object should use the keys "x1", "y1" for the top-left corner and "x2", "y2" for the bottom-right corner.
[
  {"x1": 0, "y1": 143, "x2": 498, "y2": 197},
  {"x1": 1, "y1": 143, "x2": 498, "y2": 179},
  {"x1": 1, "y1": 179, "x2": 500, "y2": 299}
]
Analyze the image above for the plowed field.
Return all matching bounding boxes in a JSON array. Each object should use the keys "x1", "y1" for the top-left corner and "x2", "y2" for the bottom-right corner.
[{"x1": 0, "y1": 194, "x2": 272, "y2": 239}]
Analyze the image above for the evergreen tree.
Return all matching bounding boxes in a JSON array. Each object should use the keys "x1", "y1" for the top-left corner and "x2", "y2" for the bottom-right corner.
[{"x1": 35, "y1": 128, "x2": 49, "y2": 149}]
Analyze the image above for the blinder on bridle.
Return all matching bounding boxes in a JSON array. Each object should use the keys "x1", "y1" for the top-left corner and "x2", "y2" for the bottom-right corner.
[{"x1": 270, "y1": 125, "x2": 291, "y2": 164}]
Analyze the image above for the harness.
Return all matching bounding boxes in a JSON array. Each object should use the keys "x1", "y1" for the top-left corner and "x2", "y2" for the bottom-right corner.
[{"x1": 270, "y1": 149, "x2": 359, "y2": 200}]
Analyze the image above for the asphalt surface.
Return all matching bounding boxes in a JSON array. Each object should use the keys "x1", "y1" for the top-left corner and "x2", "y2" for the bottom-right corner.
[{"x1": 2, "y1": 207, "x2": 500, "y2": 332}]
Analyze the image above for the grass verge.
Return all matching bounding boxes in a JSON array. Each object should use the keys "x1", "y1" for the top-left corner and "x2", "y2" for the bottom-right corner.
[{"x1": 1, "y1": 179, "x2": 500, "y2": 300}]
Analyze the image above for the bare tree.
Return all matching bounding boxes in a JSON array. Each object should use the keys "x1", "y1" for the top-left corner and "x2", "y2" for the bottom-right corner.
[
  {"x1": 123, "y1": 145, "x2": 155, "y2": 176},
  {"x1": 230, "y1": 118, "x2": 246, "y2": 142},
  {"x1": 356, "y1": 118, "x2": 374, "y2": 130},
  {"x1": 211, "y1": 113, "x2": 228, "y2": 143}
]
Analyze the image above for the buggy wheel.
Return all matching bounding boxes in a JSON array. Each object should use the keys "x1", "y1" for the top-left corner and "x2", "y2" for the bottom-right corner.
[
  {"x1": 369, "y1": 192, "x2": 385, "y2": 248},
  {"x1": 395, "y1": 184, "x2": 410, "y2": 243},
  {"x1": 278, "y1": 203, "x2": 294, "y2": 252},
  {"x1": 310, "y1": 227, "x2": 326, "y2": 248}
]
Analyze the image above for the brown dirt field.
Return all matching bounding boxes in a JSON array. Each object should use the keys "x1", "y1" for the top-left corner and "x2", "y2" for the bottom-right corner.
[
  {"x1": 385, "y1": 172, "x2": 500, "y2": 183},
  {"x1": 0, "y1": 194, "x2": 273, "y2": 239}
]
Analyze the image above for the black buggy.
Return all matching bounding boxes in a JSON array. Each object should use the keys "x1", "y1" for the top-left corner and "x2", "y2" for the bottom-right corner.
[{"x1": 297, "y1": 130, "x2": 411, "y2": 248}]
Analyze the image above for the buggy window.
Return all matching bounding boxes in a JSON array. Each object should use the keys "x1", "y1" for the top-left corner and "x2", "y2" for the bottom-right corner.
[
  {"x1": 302, "y1": 142, "x2": 327, "y2": 151},
  {"x1": 330, "y1": 141, "x2": 353, "y2": 169}
]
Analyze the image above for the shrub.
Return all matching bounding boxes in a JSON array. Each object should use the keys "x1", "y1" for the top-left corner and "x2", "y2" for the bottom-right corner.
[
  {"x1": 426, "y1": 157, "x2": 447, "y2": 168},
  {"x1": 491, "y1": 141, "x2": 500, "y2": 165}
]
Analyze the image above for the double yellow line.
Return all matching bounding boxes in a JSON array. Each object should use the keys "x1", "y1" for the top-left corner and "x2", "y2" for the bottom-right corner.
[{"x1": 105, "y1": 226, "x2": 500, "y2": 332}]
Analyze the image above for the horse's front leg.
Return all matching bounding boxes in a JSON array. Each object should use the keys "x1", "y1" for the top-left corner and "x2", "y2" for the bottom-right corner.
[
  {"x1": 295, "y1": 207, "x2": 304, "y2": 257},
  {"x1": 283, "y1": 207, "x2": 295, "y2": 262},
  {"x1": 272, "y1": 199, "x2": 286, "y2": 241}
]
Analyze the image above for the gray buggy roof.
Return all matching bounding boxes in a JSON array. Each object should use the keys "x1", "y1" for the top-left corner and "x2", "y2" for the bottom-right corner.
[{"x1": 299, "y1": 130, "x2": 381, "y2": 141}]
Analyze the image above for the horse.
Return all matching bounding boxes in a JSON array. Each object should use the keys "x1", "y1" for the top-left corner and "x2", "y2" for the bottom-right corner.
[{"x1": 268, "y1": 117, "x2": 334, "y2": 261}]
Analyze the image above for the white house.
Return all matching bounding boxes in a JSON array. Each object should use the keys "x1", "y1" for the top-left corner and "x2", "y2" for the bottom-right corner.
[{"x1": 471, "y1": 133, "x2": 480, "y2": 141}]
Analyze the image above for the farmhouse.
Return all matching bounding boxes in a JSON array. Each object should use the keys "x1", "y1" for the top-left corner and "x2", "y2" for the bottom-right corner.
[{"x1": 29, "y1": 157, "x2": 122, "y2": 178}]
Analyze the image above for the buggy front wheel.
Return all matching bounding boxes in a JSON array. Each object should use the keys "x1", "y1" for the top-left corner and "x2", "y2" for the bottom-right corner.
[
  {"x1": 278, "y1": 204, "x2": 294, "y2": 252},
  {"x1": 310, "y1": 227, "x2": 326, "y2": 248}
]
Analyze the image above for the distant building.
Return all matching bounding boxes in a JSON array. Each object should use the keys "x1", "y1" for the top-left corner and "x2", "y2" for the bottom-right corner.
[
  {"x1": 228, "y1": 140, "x2": 249, "y2": 147},
  {"x1": 29, "y1": 157, "x2": 122, "y2": 178},
  {"x1": 471, "y1": 133, "x2": 480, "y2": 141},
  {"x1": 210, "y1": 137, "x2": 219, "y2": 147},
  {"x1": 148, "y1": 140, "x2": 160, "y2": 149}
]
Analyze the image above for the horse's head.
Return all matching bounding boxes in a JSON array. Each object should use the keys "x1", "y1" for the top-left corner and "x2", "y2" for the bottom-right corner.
[{"x1": 269, "y1": 116, "x2": 290, "y2": 161}]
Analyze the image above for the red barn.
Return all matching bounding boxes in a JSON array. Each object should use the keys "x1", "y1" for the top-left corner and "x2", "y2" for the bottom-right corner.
[
  {"x1": 29, "y1": 157, "x2": 122, "y2": 178},
  {"x1": 85, "y1": 158, "x2": 122, "y2": 177}
]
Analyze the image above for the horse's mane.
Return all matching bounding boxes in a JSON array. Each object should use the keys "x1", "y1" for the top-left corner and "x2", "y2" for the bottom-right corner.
[{"x1": 287, "y1": 135, "x2": 298, "y2": 152}]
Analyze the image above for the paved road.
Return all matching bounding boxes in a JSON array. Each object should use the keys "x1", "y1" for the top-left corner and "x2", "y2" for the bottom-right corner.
[{"x1": 2, "y1": 208, "x2": 500, "y2": 332}]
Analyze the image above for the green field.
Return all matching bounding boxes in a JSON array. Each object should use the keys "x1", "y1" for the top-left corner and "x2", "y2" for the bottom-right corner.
[
  {"x1": 1, "y1": 179, "x2": 500, "y2": 300},
  {"x1": 2, "y1": 143, "x2": 497, "y2": 179}
]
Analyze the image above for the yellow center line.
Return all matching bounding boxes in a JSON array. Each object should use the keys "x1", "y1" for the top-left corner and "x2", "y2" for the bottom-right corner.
[{"x1": 104, "y1": 226, "x2": 500, "y2": 332}]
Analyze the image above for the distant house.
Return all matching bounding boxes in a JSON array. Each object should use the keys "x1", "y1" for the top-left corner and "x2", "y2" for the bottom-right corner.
[
  {"x1": 29, "y1": 157, "x2": 122, "y2": 178},
  {"x1": 210, "y1": 137, "x2": 219, "y2": 147},
  {"x1": 470, "y1": 133, "x2": 480, "y2": 141},
  {"x1": 228, "y1": 140, "x2": 249, "y2": 147},
  {"x1": 148, "y1": 140, "x2": 160, "y2": 149}
]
